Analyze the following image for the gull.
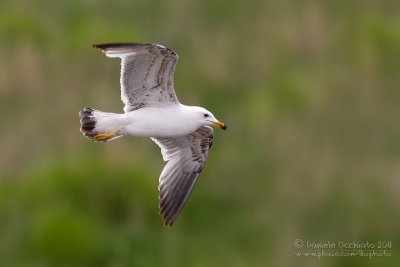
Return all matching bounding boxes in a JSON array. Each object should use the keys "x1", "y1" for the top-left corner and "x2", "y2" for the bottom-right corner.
[{"x1": 79, "y1": 43, "x2": 227, "y2": 227}]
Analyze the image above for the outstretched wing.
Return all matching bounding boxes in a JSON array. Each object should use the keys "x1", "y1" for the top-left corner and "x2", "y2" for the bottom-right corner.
[
  {"x1": 93, "y1": 43, "x2": 179, "y2": 112},
  {"x1": 151, "y1": 126, "x2": 214, "y2": 227}
]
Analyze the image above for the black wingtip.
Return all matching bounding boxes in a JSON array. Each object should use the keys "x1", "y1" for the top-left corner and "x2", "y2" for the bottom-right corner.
[
  {"x1": 92, "y1": 43, "x2": 176, "y2": 55},
  {"x1": 164, "y1": 221, "x2": 173, "y2": 228},
  {"x1": 93, "y1": 43, "x2": 151, "y2": 50},
  {"x1": 92, "y1": 43, "x2": 123, "y2": 51}
]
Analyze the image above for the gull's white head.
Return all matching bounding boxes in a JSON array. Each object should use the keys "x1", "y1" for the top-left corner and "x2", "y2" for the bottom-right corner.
[{"x1": 189, "y1": 106, "x2": 227, "y2": 130}]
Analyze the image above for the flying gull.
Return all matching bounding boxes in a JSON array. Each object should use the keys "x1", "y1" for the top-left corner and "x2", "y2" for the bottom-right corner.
[{"x1": 79, "y1": 43, "x2": 227, "y2": 227}]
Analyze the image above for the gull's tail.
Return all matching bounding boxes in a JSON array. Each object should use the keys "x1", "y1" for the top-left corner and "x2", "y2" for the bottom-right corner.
[{"x1": 79, "y1": 107, "x2": 123, "y2": 142}]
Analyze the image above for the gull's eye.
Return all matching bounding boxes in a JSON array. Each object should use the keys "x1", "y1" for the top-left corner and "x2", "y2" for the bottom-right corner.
[{"x1": 203, "y1": 113, "x2": 209, "y2": 118}]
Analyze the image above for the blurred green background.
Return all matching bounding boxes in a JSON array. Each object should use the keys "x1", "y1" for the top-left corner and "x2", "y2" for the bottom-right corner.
[{"x1": 1, "y1": 0, "x2": 399, "y2": 266}]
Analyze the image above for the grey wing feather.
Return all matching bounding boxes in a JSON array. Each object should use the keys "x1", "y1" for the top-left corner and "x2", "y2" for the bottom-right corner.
[
  {"x1": 93, "y1": 43, "x2": 179, "y2": 112},
  {"x1": 151, "y1": 126, "x2": 214, "y2": 227}
]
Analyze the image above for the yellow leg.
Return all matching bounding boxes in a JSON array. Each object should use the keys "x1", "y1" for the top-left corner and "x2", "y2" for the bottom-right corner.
[{"x1": 93, "y1": 131, "x2": 117, "y2": 142}]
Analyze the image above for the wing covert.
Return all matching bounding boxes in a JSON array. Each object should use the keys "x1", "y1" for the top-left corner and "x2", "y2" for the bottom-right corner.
[{"x1": 93, "y1": 43, "x2": 179, "y2": 112}]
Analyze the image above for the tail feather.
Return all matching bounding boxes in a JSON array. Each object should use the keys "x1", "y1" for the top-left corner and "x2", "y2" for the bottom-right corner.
[{"x1": 79, "y1": 107, "x2": 122, "y2": 142}]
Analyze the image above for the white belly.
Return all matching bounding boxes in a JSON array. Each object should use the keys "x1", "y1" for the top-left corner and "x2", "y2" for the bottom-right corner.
[{"x1": 121, "y1": 106, "x2": 198, "y2": 138}]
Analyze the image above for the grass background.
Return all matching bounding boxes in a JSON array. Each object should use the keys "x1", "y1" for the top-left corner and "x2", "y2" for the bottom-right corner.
[{"x1": 0, "y1": 0, "x2": 399, "y2": 266}]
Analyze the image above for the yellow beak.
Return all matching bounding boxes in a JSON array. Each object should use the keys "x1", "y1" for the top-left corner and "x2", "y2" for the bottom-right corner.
[{"x1": 212, "y1": 121, "x2": 227, "y2": 130}]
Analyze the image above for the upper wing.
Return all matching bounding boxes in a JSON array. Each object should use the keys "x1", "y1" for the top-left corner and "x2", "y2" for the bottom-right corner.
[
  {"x1": 93, "y1": 43, "x2": 179, "y2": 112},
  {"x1": 151, "y1": 126, "x2": 214, "y2": 227}
]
